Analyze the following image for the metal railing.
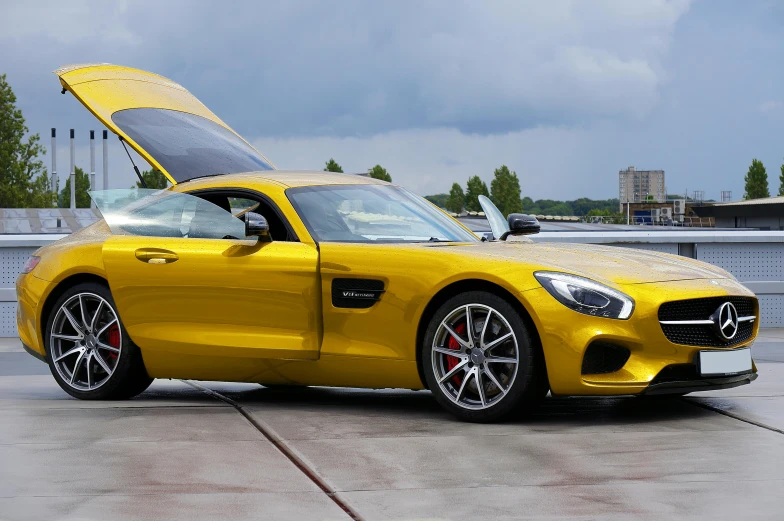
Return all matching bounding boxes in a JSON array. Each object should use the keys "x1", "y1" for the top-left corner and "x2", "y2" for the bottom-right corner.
[
  {"x1": 585, "y1": 216, "x2": 715, "y2": 227},
  {"x1": 1, "y1": 230, "x2": 782, "y2": 336}
]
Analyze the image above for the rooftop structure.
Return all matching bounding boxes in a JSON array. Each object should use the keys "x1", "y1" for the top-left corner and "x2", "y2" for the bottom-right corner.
[
  {"x1": 0, "y1": 209, "x2": 100, "y2": 234},
  {"x1": 692, "y1": 196, "x2": 784, "y2": 230},
  {"x1": 619, "y1": 166, "x2": 665, "y2": 207}
]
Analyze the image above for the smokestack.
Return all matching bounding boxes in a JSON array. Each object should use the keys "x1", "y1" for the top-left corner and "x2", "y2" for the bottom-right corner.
[
  {"x1": 50, "y1": 128, "x2": 57, "y2": 194},
  {"x1": 69, "y1": 129, "x2": 75, "y2": 209},
  {"x1": 103, "y1": 130, "x2": 108, "y2": 190},
  {"x1": 90, "y1": 131, "x2": 96, "y2": 209}
]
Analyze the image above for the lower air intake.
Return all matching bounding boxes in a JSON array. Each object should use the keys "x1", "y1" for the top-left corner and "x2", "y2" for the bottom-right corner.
[{"x1": 581, "y1": 342, "x2": 631, "y2": 375}]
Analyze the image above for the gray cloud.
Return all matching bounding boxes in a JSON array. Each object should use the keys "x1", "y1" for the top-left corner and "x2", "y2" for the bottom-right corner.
[
  {"x1": 3, "y1": 0, "x2": 784, "y2": 202},
  {"x1": 1, "y1": 0, "x2": 689, "y2": 137}
]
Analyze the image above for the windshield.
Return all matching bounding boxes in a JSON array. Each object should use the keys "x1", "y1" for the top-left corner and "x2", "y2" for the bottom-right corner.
[
  {"x1": 287, "y1": 185, "x2": 478, "y2": 243},
  {"x1": 112, "y1": 108, "x2": 273, "y2": 183},
  {"x1": 90, "y1": 189, "x2": 246, "y2": 240}
]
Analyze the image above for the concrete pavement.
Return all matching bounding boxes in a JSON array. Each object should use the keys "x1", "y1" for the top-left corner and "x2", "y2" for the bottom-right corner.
[{"x1": 0, "y1": 331, "x2": 782, "y2": 520}]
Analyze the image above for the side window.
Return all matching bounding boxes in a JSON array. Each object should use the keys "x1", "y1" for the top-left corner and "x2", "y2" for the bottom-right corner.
[
  {"x1": 184, "y1": 198, "x2": 245, "y2": 239},
  {"x1": 228, "y1": 197, "x2": 260, "y2": 217},
  {"x1": 91, "y1": 189, "x2": 246, "y2": 240},
  {"x1": 196, "y1": 192, "x2": 294, "y2": 242}
]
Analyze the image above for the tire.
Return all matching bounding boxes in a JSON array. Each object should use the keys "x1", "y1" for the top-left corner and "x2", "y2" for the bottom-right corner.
[
  {"x1": 422, "y1": 291, "x2": 547, "y2": 423},
  {"x1": 45, "y1": 281, "x2": 153, "y2": 400}
]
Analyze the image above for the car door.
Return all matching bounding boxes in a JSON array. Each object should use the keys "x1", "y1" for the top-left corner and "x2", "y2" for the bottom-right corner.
[{"x1": 95, "y1": 189, "x2": 321, "y2": 360}]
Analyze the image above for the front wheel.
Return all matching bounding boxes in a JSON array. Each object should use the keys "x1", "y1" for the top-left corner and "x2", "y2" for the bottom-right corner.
[
  {"x1": 45, "y1": 282, "x2": 153, "y2": 400},
  {"x1": 422, "y1": 291, "x2": 547, "y2": 422}
]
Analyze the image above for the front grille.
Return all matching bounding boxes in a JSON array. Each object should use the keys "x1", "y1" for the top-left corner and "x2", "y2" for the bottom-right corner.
[
  {"x1": 658, "y1": 297, "x2": 756, "y2": 347},
  {"x1": 658, "y1": 297, "x2": 755, "y2": 321}
]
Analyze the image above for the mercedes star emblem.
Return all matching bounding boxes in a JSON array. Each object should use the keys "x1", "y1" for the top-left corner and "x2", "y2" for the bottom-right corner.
[{"x1": 711, "y1": 302, "x2": 739, "y2": 340}]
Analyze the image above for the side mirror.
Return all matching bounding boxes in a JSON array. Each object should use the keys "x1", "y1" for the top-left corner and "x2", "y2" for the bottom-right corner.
[
  {"x1": 245, "y1": 212, "x2": 270, "y2": 241},
  {"x1": 506, "y1": 213, "x2": 540, "y2": 236}
]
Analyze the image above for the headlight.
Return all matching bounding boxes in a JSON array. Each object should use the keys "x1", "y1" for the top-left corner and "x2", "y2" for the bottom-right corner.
[
  {"x1": 21, "y1": 256, "x2": 41, "y2": 274},
  {"x1": 534, "y1": 271, "x2": 634, "y2": 319}
]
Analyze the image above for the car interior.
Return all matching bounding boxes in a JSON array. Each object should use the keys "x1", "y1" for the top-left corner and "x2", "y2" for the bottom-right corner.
[{"x1": 190, "y1": 191, "x2": 295, "y2": 242}]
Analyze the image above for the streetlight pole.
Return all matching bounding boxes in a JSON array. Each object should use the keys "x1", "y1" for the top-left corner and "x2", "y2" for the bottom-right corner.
[
  {"x1": 50, "y1": 128, "x2": 57, "y2": 195},
  {"x1": 102, "y1": 130, "x2": 109, "y2": 190},
  {"x1": 90, "y1": 131, "x2": 96, "y2": 209},
  {"x1": 626, "y1": 196, "x2": 630, "y2": 225},
  {"x1": 69, "y1": 129, "x2": 75, "y2": 209}
]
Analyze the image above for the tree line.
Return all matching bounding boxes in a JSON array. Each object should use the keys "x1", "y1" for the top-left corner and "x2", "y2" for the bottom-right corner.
[
  {"x1": 323, "y1": 158, "x2": 392, "y2": 182},
  {"x1": 743, "y1": 159, "x2": 784, "y2": 199},
  {"x1": 1, "y1": 73, "x2": 170, "y2": 209},
  {"x1": 425, "y1": 192, "x2": 621, "y2": 217},
  {"x1": 420, "y1": 166, "x2": 523, "y2": 215}
]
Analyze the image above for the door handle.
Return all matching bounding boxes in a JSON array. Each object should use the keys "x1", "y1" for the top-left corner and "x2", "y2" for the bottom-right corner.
[{"x1": 135, "y1": 249, "x2": 179, "y2": 264}]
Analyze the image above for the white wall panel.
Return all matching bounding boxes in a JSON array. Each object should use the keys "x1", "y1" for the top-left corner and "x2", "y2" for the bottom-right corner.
[{"x1": 697, "y1": 243, "x2": 784, "y2": 281}]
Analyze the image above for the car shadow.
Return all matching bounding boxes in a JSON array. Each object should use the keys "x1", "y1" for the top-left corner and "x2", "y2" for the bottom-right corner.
[{"x1": 210, "y1": 384, "x2": 721, "y2": 427}]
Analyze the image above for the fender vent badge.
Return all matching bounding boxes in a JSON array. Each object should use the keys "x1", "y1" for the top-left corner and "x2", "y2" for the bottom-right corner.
[{"x1": 332, "y1": 278, "x2": 385, "y2": 309}]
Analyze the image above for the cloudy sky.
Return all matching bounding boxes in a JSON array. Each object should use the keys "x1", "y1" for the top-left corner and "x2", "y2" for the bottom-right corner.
[{"x1": 2, "y1": 0, "x2": 783, "y2": 200}]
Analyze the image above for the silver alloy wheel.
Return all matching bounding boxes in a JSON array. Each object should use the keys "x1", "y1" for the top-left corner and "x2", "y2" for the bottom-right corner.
[
  {"x1": 431, "y1": 303, "x2": 520, "y2": 410},
  {"x1": 50, "y1": 292, "x2": 122, "y2": 391}
]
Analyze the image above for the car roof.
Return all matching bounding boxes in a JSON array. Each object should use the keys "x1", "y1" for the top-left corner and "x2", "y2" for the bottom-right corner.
[{"x1": 175, "y1": 170, "x2": 391, "y2": 191}]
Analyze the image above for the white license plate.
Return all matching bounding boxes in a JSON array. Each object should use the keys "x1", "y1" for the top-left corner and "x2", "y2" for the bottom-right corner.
[{"x1": 699, "y1": 348, "x2": 752, "y2": 376}]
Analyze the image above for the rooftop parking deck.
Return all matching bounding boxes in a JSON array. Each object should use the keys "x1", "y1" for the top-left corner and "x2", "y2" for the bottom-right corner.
[{"x1": 1, "y1": 331, "x2": 782, "y2": 520}]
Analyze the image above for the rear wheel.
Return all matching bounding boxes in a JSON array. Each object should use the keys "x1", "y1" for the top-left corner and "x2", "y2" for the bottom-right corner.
[
  {"x1": 422, "y1": 291, "x2": 547, "y2": 422},
  {"x1": 45, "y1": 282, "x2": 153, "y2": 400}
]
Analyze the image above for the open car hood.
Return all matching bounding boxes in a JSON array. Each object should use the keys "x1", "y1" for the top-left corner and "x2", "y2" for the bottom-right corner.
[{"x1": 54, "y1": 64, "x2": 275, "y2": 185}]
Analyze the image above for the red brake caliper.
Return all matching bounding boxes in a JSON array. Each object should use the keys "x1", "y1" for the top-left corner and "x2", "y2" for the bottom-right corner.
[
  {"x1": 446, "y1": 322, "x2": 465, "y2": 386},
  {"x1": 107, "y1": 324, "x2": 120, "y2": 359}
]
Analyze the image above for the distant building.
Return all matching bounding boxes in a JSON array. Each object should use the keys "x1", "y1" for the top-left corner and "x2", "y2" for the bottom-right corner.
[
  {"x1": 618, "y1": 166, "x2": 665, "y2": 210},
  {"x1": 692, "y1": 196, "x2": 784, "y2": 230}
]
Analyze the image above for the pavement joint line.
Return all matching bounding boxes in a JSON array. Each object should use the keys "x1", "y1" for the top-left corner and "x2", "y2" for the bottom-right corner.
[
  {"x1": 181, "y1": 380, "x2": 365, "y2": 521},
  {"x1": 330, "y1": 477, "x2": 784, "y2": 494},
  {"x1": 5, "y1": 477, "x2": 784, "y2": 499},
  {"x1": 683, "y1": 398, "x2": 784, "y2": 435}
]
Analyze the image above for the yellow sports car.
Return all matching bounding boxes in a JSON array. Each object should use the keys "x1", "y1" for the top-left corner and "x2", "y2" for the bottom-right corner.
[{"x1": 16, "y1": 65, "x2": 759, "y2": 422}]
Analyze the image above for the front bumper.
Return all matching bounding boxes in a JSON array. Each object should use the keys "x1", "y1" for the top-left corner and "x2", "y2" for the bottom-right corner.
[
  {"x1": 15, "y1": 273, "x2": 52, "y2": 358},
  {"x1": 642, "y1": 368, "x2": 757, "y2": 395},
  {"x1": 21, "y1": 342, "x2": 46, "y2": 363},
  {"x1": 521, "y1": 279, "x2": 759, "y2": 397}
]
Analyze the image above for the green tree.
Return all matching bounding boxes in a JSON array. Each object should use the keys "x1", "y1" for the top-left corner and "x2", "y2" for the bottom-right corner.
[
  {"x1": 744, "y1": 159, "x2": 770, "y2": 199},
  {"x1": 135, "y1": 168, "x2": 169, "y2": 189},
  {"x1": 58, "y1": 167, "x2": 91, "y2": 208},
  {"x1": 368, "y1": 164, "x2": 391, "y2": 182},
  {"x1": 424, "y1": 193, "x2": 448, "y2": 207},
  {"x1": 464, "y1": 175, "x2": 489, "y2": 212},
  {"x1": 0, "y1": 74, "x2": 55, "y2": 208},
  {"x1": 445, "y1": 183, "x2": 465, "y2": 213},
  {"x1": 779, "y1": 161, "x2": 784, "y2": 196},
  {"x1": 521, "y1": 196, "x2": 534, "y2": 211},
  {"x1": 489, "y1": 165, "x2": 522, "y2": 216},
  {"x1": 324, "y1": 158, "x2": 343, "y2": 173}
]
